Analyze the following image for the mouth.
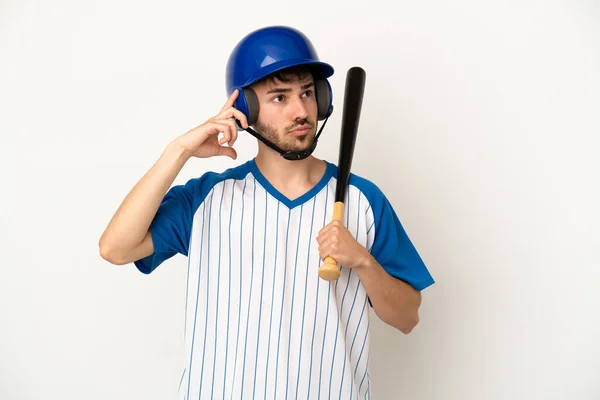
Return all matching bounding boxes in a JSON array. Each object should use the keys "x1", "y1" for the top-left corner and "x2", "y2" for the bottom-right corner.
[{"x1": 288, "y1": 125, "x2": 311, "y2": 136}]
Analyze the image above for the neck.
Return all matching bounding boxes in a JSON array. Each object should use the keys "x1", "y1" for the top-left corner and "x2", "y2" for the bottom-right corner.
[{"x1": 254, "y1": 145, "x2": 327, "y2": 196}]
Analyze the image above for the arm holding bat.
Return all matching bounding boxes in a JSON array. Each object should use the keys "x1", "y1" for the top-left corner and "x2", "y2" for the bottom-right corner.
[{"x1": 316, "y1": 221, "x2": 422, "y2": 334}]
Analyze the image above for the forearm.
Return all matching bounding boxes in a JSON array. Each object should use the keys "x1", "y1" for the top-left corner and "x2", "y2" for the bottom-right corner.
[
  {"x1": 354, "y1": 254, "x2": 422, "y2": 334},
  {"x1": 99, "y1": 141, "x2": 190, "y2": 256}
]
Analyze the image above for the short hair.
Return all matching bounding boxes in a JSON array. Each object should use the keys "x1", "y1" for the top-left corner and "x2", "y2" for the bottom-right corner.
[{"x1": 255, "y1": 64, "x2": 314, "y2": 86}]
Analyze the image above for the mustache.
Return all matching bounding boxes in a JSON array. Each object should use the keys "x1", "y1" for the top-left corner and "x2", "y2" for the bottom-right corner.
[{"x1": 287, "y1": 119, "x2": 314, "y2": 132}]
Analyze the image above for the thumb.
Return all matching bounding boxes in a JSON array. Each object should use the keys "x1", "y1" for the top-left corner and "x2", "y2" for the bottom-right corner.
[{"x1": 218, "y1": 145, "x2": 237, "y2": 160}]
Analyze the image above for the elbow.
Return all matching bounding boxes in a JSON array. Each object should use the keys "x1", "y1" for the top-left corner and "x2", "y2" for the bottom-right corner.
[
  {"x1": 397, "y1": 289, "x2": 422, "y2": 334},
  {"x1": 99, "y1": 243, "x2": 117, "y2": 265},
  {"x1": 99, "y1": 239, "x2": 127, "y2": 265},
  {"x1": 384, "y1": 292, "x2": 422, "y2": 334},
  {"x1": 376, "y1": 307, "x2": 420, "y2": 334},
  {"x1": 397, "y1": 311, "x2": 419, "y2": 334}
]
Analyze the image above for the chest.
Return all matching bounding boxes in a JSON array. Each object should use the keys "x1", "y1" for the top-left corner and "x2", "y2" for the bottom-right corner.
[
  {"x1": 213, "y1": 176, "x2": 369, "y2": 247},
  {"x1": 185, "y1": 177, "x2": 371, "y2": 306}
]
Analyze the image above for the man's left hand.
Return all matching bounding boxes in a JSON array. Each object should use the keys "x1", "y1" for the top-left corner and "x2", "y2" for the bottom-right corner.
[{"x1": 316, "y1": 221, "x2": 371, "y2": 270}]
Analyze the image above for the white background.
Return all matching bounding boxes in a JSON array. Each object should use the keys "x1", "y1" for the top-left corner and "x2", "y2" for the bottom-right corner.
[{"x1": 1, "y1": 0, "x2": 599, "y2": 399}]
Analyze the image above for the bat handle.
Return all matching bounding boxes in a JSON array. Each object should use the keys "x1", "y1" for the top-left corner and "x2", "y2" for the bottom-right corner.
[{"x1": 318, "y1": 201, "x2": 344, "y2": 281}]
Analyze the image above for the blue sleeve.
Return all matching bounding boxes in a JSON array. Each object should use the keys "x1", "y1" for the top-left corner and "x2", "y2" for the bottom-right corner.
[
  {"x1": 369, "y1": 188, "x2": 435, "y2": 291},
  {"x1": 133, "y1": 180, "x2": 196, "y2": 275}
]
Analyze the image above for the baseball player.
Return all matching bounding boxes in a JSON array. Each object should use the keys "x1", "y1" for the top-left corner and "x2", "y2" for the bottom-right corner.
[{"x1": 100, "y1": 25, "x2": 434, "y2": 399}]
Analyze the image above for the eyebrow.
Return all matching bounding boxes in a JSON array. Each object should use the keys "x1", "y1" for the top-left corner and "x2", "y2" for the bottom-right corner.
[{"x1": 266, "y1": 81, "x2": 314, "y2": 94}]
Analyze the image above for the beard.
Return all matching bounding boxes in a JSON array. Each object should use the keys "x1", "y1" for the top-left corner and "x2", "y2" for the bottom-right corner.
[{"x1": 254, "y1": 118, "x2": 316, "y2": 152}]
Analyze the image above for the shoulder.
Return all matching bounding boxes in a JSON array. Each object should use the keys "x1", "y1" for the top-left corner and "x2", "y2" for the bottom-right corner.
[
  {"x1": 349, "y1": 172, "x2": 385, "y2": 200},
  {"x1": 170, "y1": 160, "x2": 253, "y2": 204},
  {"x1": 326, "y1": 161, "x2": 387, "y2": 202}
]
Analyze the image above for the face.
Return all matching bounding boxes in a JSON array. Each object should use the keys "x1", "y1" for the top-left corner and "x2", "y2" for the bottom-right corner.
[{"x1": 250, "y1": 73, "x2": 319, "y2": 152}]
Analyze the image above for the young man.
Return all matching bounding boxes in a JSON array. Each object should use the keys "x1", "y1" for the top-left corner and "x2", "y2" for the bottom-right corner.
[{"x1": 99, "y1": 26, "x2": 434, "y2": 399}]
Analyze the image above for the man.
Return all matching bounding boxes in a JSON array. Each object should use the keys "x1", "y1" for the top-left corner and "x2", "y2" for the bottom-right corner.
[{"x1": 99, "y1": 25, "x2": 434, "y2": 399}]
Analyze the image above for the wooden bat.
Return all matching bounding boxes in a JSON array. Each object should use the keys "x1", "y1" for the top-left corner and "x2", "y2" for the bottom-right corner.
[{"x1": 318, "y1": 66, "x2": 366, "y2": 281}]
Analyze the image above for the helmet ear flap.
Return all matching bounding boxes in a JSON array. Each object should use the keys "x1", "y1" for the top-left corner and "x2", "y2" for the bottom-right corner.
[
  {"x1": 243, "y1": 87, "x2": 259, "y2": 126},
  {"x1": 233, "y1": 87, "x2": 259, "y2": 129},
  {"x1": 315, "y1": 79, "x2": 333, "y2": 120}
]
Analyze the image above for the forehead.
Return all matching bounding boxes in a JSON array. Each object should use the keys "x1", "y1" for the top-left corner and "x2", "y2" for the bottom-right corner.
[{"x1": 253, "y1": 73, "x2": 314, "y2": 93}]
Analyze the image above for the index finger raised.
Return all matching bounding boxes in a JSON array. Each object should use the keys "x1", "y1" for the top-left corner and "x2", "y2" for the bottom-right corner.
[
  {"x1": 220, "y1": 89, "x2": 239, "y2": 112},
  {"x1": 217, "y1": 106, "x2": 248, "y2": 129}
]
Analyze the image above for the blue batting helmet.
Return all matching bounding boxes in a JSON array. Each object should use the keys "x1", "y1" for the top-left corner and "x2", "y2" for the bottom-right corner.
[{"x1": 225, "y1": 26, "x2": 334, "y2": 126}]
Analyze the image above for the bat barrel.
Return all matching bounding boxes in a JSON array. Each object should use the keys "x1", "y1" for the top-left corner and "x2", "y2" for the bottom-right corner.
[{"x1": 335, "y1": 66, "x2": 366, "y2": 203}]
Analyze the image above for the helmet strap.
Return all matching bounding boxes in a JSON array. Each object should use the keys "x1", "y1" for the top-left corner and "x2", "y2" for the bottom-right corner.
[{"x1": 237, "y1": 117, "x2": 329, "y2": 161}]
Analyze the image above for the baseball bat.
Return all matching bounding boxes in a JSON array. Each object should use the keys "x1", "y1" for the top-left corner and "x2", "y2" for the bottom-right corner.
[{"x1": 318, "y1": 66, "x2": 366, "y2": 281}]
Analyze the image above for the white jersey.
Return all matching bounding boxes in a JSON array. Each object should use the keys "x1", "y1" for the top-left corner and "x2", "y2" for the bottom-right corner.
[{"x1": 134, "y1": 159, "x2": 434, "y2": 399}]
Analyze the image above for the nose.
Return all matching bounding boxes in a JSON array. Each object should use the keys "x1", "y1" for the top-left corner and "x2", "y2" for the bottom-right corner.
[{"x1": 289, "y1": 95, "x2": 308, "y2": 120}]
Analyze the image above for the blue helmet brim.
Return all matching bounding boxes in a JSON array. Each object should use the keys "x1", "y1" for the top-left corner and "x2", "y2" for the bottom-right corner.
[{"x1": 238, "y1": 59, "x2": 334, "y2": 89}]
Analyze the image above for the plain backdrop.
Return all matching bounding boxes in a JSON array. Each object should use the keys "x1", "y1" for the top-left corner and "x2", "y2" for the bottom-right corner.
[{"x1": 1, "y1": 0, "x2": 599, "y2": 399}]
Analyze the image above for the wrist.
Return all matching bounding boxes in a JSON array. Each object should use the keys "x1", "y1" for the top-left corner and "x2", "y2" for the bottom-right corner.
[
  {"x1": 353, "y1": 252, "x2": 386, "y2": 285},
  {"x1": 164, "y1": 140, "x2": 192, "y2": 166},
  {"x1": 354, "y1": 251, "x2": 376, "y2": 272}
]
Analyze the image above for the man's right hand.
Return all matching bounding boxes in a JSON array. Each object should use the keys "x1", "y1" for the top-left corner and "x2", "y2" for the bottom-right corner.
[{"x1": 175, "y1": 89, "x2": 249, "y2": 160}]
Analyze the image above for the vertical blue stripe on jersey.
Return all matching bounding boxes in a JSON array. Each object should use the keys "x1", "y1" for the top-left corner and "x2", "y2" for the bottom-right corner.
[
  {"x1": 184, "y1": 257, "x2": 191, "y2": 341},
  {"x1": 178, "y1": 368, "x2": 186, "y2": 393},
  {"x1": 320, "y1": 280, "x2": 337, "y2": 397},
  {"x1": 222, "y1": 180, "x2": 236, "y2": 396},
  {"x1": 339, "y1": 274, "x2": 359, "y2": 399},
  {"x1": 338, "y1": 194, "x2": 361, "y2": 399},
  {"x1": 307, "y1": 186, "x2": 329, "y2": 397},
  {"x1": 263, "y1": 200, "x2": 280, "y2": 396},
  {"x1": 210, "y1": 182, "x2": 226, "y2": 396},
  {"x1": 294, "y1": 198, "x2": 317, "y2": 399},
  {"x1": 357, "y1": 318, "x2": 371, "y2": 395},
  {"x1": 186, "y1": 198, "x2": 208, "y2": 399},
  {"x1": 231, "y1": 177, "x2": 248, "y2": 395},
  {"x1": 328, "y1": 191, "x2": 353, "y2": 400},
  {"x1": 273, "y1": 208, "x2": 292, "y2": 399},
  {"x1": 199, "y1": 190, "x2": 215, "y2": 395},
  {"x1": 353, "y1": 316, "x2": 369, "y2": 382},
  {"x1": 285, "y1": 204, "x2": 304, "y2": 400},
  {"x1": 359, "y1": 366, "x2": 370, "y2": 397},
  {"x1": 318, "y1": 183, "x2": 335, "y2": 396},
  {"x1": 348, "y1": 296, "x2": 368, "y2": 399},
  {"x1": 240, "y1": 177, "x2": 257, "y2": 398},
  {"x1": 252, "y1": 186, "x2": 268, "y2": 399}
]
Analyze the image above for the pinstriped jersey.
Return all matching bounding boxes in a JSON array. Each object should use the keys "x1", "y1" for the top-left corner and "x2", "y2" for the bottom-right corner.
[{"x1": 134, "y1": 159, "x2": 434, "y2": 399}]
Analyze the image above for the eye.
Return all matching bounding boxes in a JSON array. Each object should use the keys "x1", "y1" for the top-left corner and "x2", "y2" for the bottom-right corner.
[
  {"x1": 303, "y1": 90, "x2": 313, "y2": 98},
  {"x1": 273, "y1": 95, "x2": 284, "y2": 102}
]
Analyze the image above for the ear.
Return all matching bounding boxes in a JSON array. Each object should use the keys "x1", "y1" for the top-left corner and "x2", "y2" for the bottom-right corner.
[{"x1": 315, "y1": 79, "x2": 333, "y2": 120}]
